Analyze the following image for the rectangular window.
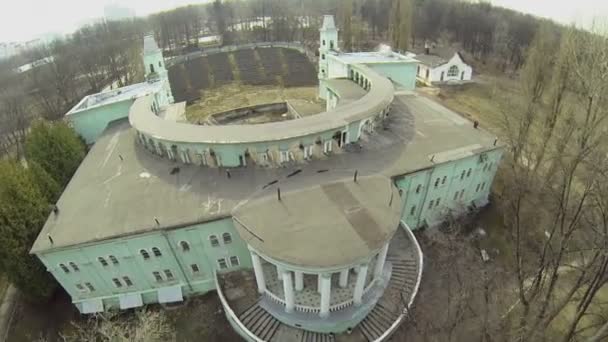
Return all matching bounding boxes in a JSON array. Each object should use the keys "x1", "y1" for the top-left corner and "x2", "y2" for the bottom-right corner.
[
  {"x1": 164, "y1": 269, "x2": 174, "y2": 280},
  {"x1": 209, "y1": 235, "x2": 220, "y2": 247},
  {"x1": 229, "y1": 256, "x2": 240, "y2": 267},
  {"x1": 428, "y1": 200, "x2": 434, "y2": 209},
  {"x1": 436, "y1": 198, "x2": 441, "y2": 207},
  {"x1": 476, "y1": 184, "x2": 481, "y2": 192},
  {"x1": 85, "y1": 282, "x2": 95, "y2": 292},
  {"x1": 441, "y1": 176, "x2": 447, "y2": 185},
  {"x1": 112, "y1": 278, "x2": 122, "y2": 288},
  {"x1": 153, "y1": 271, "x2": 163, "y2": 282},
  {"x1": 461, "y1": 170, "x2": 466, "y2": 180},
  {"x1": 410, "y1": 205, "x2": 416, "y2": 216},
  {"x1": 460, "y1": 189, "x2": 465, "y2": 199},
  {"x1": 191, "y1": 264, "x2": 200, "y2": 274},
  {"x1": 75, "y1": 283, "x2": 86, "y2": 293},
  {"x1": 434, "y1": 178, "x2": 440, "y2": 187},
  {"x1": 280, "y1": 150, "x2": 289, "y2": 163},
  {"x1": 454, "y1": 192, "x2": 459, "y2": 200},
  {"x1": 481, "y1": 182, "x2": 486, "y2": 190},
  {"x1": 123, "y1": 276, "x2": 133, "y2": 287},
  {"x1": 217, "y1": 258, "x2": 228, "y2": 270}
]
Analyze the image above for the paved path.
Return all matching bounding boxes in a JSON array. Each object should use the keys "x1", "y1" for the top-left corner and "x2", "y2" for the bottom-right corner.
[{"x1": 0, "y1": 285, "x2": 19, "y2": 342}]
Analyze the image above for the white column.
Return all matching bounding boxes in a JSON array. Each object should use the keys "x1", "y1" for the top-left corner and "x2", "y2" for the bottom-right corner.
[
  {"x1": 250, "y1": 251, "x2": 266, "y2": 294},
  {"x1": 374, "y1": 243, "x2": 390, "y2": 281},
  {"x1": 282, "y1": 271, "x2": 295, "y2": 313},
  {"x1": 320, "y1": 274, "x2": 332, "y2": 318},
  {"x1": 295, "y1": 271, "x2": 304, "y2": 291},
  {"x1": 339, "y1": 269, "x2": 349, "y2": 288},
  {"x1": 353, "y1": 264, "x2": 368, "y2": 306},
  {"x1": 317, "y1": 274, "x2": 322, "y2": 293},
  {"x1": 277, "y1": 265, "x2": 283, "y2": 280}
]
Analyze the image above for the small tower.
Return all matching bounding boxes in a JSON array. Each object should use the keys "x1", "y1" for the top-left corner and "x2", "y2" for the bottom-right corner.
[
  {"x1": 319, "y1": 15, "x2": 338, "y2": 82},
  {"x1": 143, "y1": 35, "x2": 167, "y2": 80},
  {"x1": 143, "y1": 35, "x2": 174, "y2": 105}
]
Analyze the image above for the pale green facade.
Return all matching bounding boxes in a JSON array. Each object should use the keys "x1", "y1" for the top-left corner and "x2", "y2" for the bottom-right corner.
[
  {"x1": 396, "y1": 148, "x2": 503, "y2": 230},
  {"x1": 367, "y1": 63, "x2": 418, "y2": 91},
  {"x1": 68, "y1": 99, "x2": 136, "y2": 144},
  {"x1": 37, "y1": 218, "x2": 251, "y2": 311}
]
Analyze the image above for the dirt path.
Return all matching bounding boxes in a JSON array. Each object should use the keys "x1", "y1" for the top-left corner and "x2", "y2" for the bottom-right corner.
[{"x1": 0, "y1": 285, "x2": 19, "y2": 342}]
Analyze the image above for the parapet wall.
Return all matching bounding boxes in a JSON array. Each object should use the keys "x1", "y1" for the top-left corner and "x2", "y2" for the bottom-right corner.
[{"x1": 130, "y1": 63, "x2": 394, "y2": 168}]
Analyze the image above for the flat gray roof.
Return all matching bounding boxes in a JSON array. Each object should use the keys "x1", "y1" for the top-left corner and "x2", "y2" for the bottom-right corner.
[
  {"x1": 325, "y1": 79, "x2": 367, "y2": 106},
  {"x1": 233, "y1": 176, "x2": 401, "y2": 268},
  {"x1": 129, "y1": 65, "x2": 394, "y2": 144},
  {"x1": 67, "y1": 82, "x2": 161, "y2": 115},
  {"x1": 333, "y1": 51, "x2": 418, "y2": 65},
  {"x1": 32, "y1": 93, "x2": 501, "y2": 254}
]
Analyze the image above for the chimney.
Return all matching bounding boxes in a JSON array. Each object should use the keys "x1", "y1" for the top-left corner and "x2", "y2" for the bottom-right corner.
[{"x1": 424, "y1": 41, "x2": 430, "y2": 55}]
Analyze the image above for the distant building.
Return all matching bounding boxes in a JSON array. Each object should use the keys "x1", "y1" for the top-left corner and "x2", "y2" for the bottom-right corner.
[
  {"x1": 31, "y1": 15, "x2": 502, "y2": 341},
  {"x1": 104, "y1": 4, "x2": 136, "y2": 21},
  {"x1": 415, "y1": 46, "x2": 473, "y2": 85}
]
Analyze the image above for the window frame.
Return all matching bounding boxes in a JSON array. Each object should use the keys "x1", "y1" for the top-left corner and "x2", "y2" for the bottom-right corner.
[
  {"x1": 85, "y1": 282, "x2": 95, "y2": 292},
  {"x1": 191, "y1": 264, "x2": 200, "y2": 274},
  {"x1": 75, "y1": 283, "x2": 86, "y2": 293},
  {"x1": 59, "y1": 263, "x2": 70, "y2": 274},
  {"x1": 153, "y1": 271, "x2": 163, "y2": 282},
  {"x1": 447, "y1": 65, "x2": 459, "y2": 77},
  {"x1": 164, "y1": 269, "x2": 174, "y2": 280},
  {"x1": 140, "y1": 249, "x2": 151, "y2": 260},
  {"x1": 152, "y1": 247, "x2": 162, "y2": 257},
  {"x1": 209, "y1": 235, "x2": 220, "y2": 247},
  {"x1": 229, "y1": 256, "x2": 240, "y2": 267},
  {"x1": 123, "y1": 276, "x2": 133, "y2": 287},
  {"x1": 428, "y1": 200, "x2": 434, "y2": 209},
  {"x1": 112, "y1": 278, "x2": 122, "y2": 288},
  {"x1": 217, "y1": 258, "x2": 228, "y2": 270},
  {"x1": 179, "y1": 240, "x2": 190, "y2": 252},
  {"x1": 108, "y1": 255, "x2": 119, "y2": 265},
  {"x1": 222, "y1": 232, "x2": 232, "y2": 245},
  {"x1": 410, "y1": 205, "x2": 417, "y2": 216},
  {"x1": 98, "y1": 257, "x2": 109, "y2": 267}
]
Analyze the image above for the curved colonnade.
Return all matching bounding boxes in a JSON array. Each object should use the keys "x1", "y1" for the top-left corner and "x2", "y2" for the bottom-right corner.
[{"x1": 129, "y1": 63, "x2": 394, "y2": 168}]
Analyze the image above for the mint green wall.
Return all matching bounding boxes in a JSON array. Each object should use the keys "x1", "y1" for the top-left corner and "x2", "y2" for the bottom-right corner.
[
  {"x1": 366, "y1": 63, "x2": 417, "y2": 91},
  {"x1": 69, "y1": 99, "x2": 135, "y2": 144},
  {"x1": 396, "y1": 148, "x2": 503, "y2": 229},
  {"x1": 36, "y1": 218, "x2": 251, "y2": 312}
]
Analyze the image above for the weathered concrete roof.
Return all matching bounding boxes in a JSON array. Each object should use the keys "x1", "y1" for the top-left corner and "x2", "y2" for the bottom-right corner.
[
  {"x1": 324, "y1": 79, "x2": 367, "y2": 105},
  {"x1": 233, "y1": 176, "x2": 401, "y2": 269},
  {"x1": 334, "y1": 51, "x2": 418, "y2": 65},
  {"x1": 67, "y1": 82, "x2": 161, "y2": 115},
  {"x1": 32, "y1": 93, "x2": 501, "y2": 254},
  {"x1": 129, "y1": 65, "x2": 394, "y2": 144}
]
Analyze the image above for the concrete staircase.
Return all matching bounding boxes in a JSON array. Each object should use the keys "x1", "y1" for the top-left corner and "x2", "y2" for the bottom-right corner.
[
  {"x1": 239, "y1": 301, "x2": 282, "y2": 341},
  {"x1": 300, "y1": 330, "x2": 336, "y2": 342},
  {"x1": 357, "y1": 230, "x2": 420, "y2": 342}
]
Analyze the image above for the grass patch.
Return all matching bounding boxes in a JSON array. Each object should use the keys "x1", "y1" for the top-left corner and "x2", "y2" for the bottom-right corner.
[{"x1": 185, "y1": 83, "x2": 323, "y2": 123}]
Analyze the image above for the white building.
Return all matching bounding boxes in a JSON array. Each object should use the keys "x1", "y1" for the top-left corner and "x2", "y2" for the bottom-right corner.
[{"x1": 415, "y1": 50, "x2": 473, "y2": 85}]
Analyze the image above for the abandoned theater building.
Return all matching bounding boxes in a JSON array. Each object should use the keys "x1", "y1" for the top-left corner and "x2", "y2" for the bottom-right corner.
[{"x1": 31, "y1": 15, "x2": 503, "y2": 341}]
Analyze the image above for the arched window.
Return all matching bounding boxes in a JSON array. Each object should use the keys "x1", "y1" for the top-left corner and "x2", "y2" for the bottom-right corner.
[
  {"x1": 222, "y1": 233, "x2": 232, "y2": 244},
  {"x1": 108, "y1": 255, "x2": 119, "y2": 265},
  {"x1": 98, "y1": 257, "x2": 108, "y2": 267},
  {"x1": 140, "y1": 249, "x2": 150, "y2": 260},
  {"x1": 448, "y1": 65, "x2": 459, "y2": 77},
  {"x1": 180, "y1": 241, "x2": 190, "y2": 252},
  {"x1": 69, "y1": 262, "x2": 79, "y2": 272},
  {"x1": 152, "y1": 247, "x2": 162, "y2": 257},
  {"x1": 59, "y1": 263, "x2": 70, "y2": 273},
  {"x1": 209, "y1": 235, "x2": 219, "y2": 247}
]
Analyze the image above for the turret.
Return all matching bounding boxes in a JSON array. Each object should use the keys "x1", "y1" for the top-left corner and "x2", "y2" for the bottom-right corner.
[
  {"x1": 143, "y1": 35, "x2": 167, "y2": 81},
  {"x1": 318, "y1": 15, "x2": 338, "y2": 81}
]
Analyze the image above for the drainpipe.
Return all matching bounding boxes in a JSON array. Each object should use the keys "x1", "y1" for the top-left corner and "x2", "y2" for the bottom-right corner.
[{"x1": 162, "y1": 231, "x2": 193, "y2": 292}]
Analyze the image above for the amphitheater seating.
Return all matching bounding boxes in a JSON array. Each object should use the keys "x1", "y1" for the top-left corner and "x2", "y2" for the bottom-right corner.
[
  {"x1": 168, "y1": 47, "x2": 316, "y2": 103},
  {"x1": 233, "y1": 49, "x2": 266, "y2": 86},
  {"x1": 282, "y1": 49, "x2": 318, "y2": 87},
  {"x1": 207, "y1": 53, "x2": 234, "y2": 85}
]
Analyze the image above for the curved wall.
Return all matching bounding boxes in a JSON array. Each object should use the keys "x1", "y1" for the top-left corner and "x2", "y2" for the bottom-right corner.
[{"x1": 130, "y1": 63, "x2": 394, "y2": 168}]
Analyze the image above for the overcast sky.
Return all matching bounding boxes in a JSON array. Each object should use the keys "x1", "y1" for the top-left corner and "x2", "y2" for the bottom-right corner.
[{"x1": 0, "y1": 0, "x2": 607, "y2": 42}]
